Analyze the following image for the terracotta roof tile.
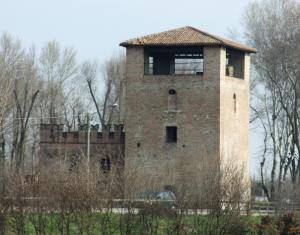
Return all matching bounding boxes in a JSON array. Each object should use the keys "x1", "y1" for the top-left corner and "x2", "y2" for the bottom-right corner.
[{"x1": 120, "y1": 26, "x2": 256, "y2": 53}]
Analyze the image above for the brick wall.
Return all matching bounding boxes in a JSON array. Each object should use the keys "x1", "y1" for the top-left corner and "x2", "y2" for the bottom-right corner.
[
  {"x1": 39, "y1": 44, "x2": 251, "y2": 200},
  {"x1": 38, "y1": 123, "x2": 125, "y2": 197},
  {"x1": 124, "y1": 46, "x2": 232, "y2": 198},
  {"x1": 220, "y1": 52, "x2": 251, "y2": 197}
]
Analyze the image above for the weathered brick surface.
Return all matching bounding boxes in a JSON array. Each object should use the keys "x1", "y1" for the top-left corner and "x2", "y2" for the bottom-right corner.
[
  {"x1": 39, "y1": 124, "x2": 125, "y2": 197},
  {"x1": 124, "y1": 46, "x2": 248, "y2": 197},
  {"x1": 220, "y1": 53, "x2": 250, "y2": 192},
  {"x1": 39, "y1": 43, "x2": 251, "y2": 199}
]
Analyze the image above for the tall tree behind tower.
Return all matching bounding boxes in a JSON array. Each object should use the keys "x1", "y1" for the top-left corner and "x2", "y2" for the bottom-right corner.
[
  {"x1": 38, "y1": 41, "x2": 77, "y2": 124},
  {"x1": 82, "y1": 53, "x2": 125, "y2": 129},
  {"x1": 244, "y1": 0, "x2": 300, "y2": 200}
]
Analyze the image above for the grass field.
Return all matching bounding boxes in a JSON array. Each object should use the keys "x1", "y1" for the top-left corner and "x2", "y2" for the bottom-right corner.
[{"x1": 1, "y1": 212, "x2": 262, "y2": 235}]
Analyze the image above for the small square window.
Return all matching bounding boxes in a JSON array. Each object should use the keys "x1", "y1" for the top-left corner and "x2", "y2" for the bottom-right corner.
[{"x1": 166, "y1": 126, "x2": 177, "y2": 143}]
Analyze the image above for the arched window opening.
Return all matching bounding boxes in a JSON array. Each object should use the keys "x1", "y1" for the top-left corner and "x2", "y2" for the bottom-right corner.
[
  {"x1": 168, "y1": 89, "x2": 177, "y2": 110},
  {"x1": 169, "y1": 89, "x2": 176, "y2": 95}
]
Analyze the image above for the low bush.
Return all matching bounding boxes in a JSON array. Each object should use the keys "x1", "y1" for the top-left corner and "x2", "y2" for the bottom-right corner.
[{"x1": 277, "y1": 213, "x2": 300, "y2": 235}]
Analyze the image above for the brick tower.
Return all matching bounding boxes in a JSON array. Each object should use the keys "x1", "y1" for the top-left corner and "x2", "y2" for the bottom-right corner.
[{"x1": 120, "y1": 26, "x2": 256, "y2": 198}]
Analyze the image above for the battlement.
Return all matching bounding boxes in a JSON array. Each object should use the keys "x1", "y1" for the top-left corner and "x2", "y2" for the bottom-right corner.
[{"x1": 40, "y1": 123, "x2": 125, "y2": 144}]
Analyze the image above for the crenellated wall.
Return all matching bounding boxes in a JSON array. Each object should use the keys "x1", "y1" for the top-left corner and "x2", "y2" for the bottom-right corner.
[
  {"x1": 38, "y1": 123, "x2": 125, "y2": 198},
  {"x1": 40, "y1": 123, "x2": 125, "y2": 145}
]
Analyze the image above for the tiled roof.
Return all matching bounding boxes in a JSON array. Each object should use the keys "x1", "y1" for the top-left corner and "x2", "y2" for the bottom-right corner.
[{"x1": 120, "y1": 26, "x2": 256, "y2": 53}]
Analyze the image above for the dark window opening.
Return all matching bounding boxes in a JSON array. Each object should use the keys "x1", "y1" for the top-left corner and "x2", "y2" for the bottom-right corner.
[
  {"x1": 166, "y1": 126, "x2": 177, "y2": 143},
  {"x1": 50, "y1": 128, "x2": 55, "y2": 139},
  {"x1": 97, "y1": 132, "x2": 102, "y2": 139},
  {"x1": 101, "y1": 158, "x2": 111, "y2": 172},
  {"x1": 168, "y1": 89, "x2": 177, "y2": 110},
  {"x1": 169, "y1": 89, "x2": 176, "y2": 95},
  {"x1": 226, "y1": 49, "x2": 245, "y2": 79},
  {"x1": 144, "y1": 47, "x2": 203, "y2": 76},
  {"x1": 233, "y1": 94, "x2": 237, "y2": 113}
]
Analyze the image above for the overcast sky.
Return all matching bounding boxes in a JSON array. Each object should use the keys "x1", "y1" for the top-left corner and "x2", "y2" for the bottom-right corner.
[
  {"x1": 0, "y1": 0, "x2": 254, "y2": 62},
  {"x1": 0, "y1": 0, "x2": 261, "y2": 176}
]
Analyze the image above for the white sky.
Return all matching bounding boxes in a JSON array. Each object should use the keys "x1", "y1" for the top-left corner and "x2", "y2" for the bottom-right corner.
[
  {"x1": 0, "y1": 0, "x2": 254, "y2": 61},
  {"x1": 0, "y1": 0, "x2": 260, "y2": 177}
]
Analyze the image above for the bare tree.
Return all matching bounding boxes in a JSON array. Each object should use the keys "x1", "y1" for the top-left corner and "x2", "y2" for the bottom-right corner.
[
  {"x1": 38, "y1": 41, "x2": 77, "y2": 124},
  {"x1": 81, "y1": 53, "x2": 125, "y2": 129},
  {"x1": 0, "y1": 33, "x2": 24, "y2": 148},
  {"x1": 11, "y1": 49, "x2": 39, "y2": 171},
  {"x1": 0, "y1": 32, "x2": 25, "y2": 191},
  {"x1": 244, "y1": 0, "x2": 300, "y2": 200}
]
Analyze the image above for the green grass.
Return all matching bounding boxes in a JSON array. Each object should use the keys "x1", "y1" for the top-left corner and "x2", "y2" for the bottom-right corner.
[{"x1": 1, "y1": 212, "x2": 262, "y2": 235}]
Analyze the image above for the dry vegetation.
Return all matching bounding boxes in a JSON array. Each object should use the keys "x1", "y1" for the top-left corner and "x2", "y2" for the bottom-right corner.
[
  {"x1": 0, "y1": 159, "x2": 256, "y2": 235},
  {"x1": 0, "y1": 0, "x2": 299, "y2": 234}
]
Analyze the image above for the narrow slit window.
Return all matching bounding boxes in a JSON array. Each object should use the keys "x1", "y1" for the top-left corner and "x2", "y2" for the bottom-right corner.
[
  {"x1": 233, "y1": 94, "x2": 237, "y2": 113},
  {"x1": 166, "y1": 126, "x2": 177, "y2": 143},
  {"x1": 168, "y1": 89, "x2": 177, "y2": 110}
]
